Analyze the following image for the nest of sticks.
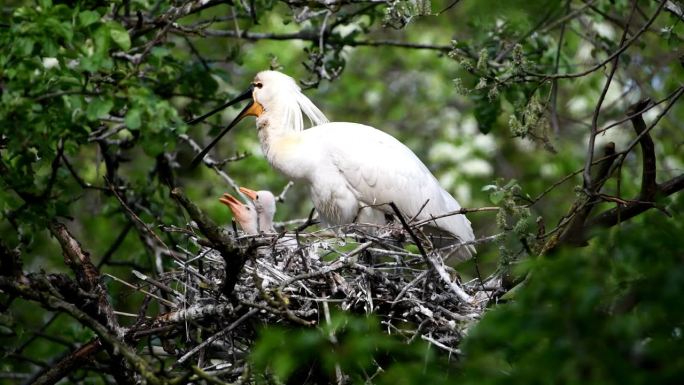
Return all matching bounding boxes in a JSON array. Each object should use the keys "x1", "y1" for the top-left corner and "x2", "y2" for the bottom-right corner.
[{"x1": 118, "y1": 196, "x2": 503, "y2": 382}]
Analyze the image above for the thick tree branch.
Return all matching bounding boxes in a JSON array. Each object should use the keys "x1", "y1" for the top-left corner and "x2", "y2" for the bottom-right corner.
[
  {"x1": 627, "y1": 98, "x2": 658, "y2": 200},
  {"x1": 588, "y1": 174, "x2": 684, "y2": 228},
  {"x1": 49, "y1": 222, "x2": 121, "y2": 334},
  {"x1": 559, "y1": 143, "x2": 618, "y2": 246},
  {"x1": 0, "y1": 276, "x2": 162, "y2": 385},
  {"x1": 170, "y1": 187, "x2": 246, "y2": 296}
]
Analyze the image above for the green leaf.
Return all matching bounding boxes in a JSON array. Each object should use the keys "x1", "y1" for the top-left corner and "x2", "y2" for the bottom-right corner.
[
  {"x1": 93, "y1": 24, "x2": 111, "y2": 59},
  {"x1": 79, "y1": 10, "x2": 100, "y2": 27},
  {"x1": 125, "y1": 108, "x2": 142, "y2": 129},
  {"x1": 489, "y1": 190, "x2": 505, "y2": 205},
  {"x1": 108, "y1": 22, "x2": 131, "y2": 51},
  {"x1": 86, "y1": 97, "x2": 113, "y2": 121},
  {"x1": 15, "y1": 38, "x2": 34, "y2": 56}
]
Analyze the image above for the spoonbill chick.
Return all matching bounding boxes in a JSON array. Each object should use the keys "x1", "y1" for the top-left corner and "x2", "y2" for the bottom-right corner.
[
  {"x1": 239, "y1": 186, "x2": 300, "y2": 253},
  {"x1": 219, "y1": 191, "x2": 292, "y2": 285},
  {"x1": 239, "y1": 187, "x2": 276, "y2": 233},
  {"x1": 194, "y1": 71, "x2": 475, "y2": 261},
  {"x1": 219, "y1": 193, "x2": 258, "y2": 235}
]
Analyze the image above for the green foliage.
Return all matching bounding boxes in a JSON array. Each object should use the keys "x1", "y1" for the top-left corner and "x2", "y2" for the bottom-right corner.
[
  {"x1": 384, "y1": 0, "x2": 433, "y2": 29},
  {"x1": 251, "y1": 312, "x2": 455, "y2": 385},
  {"x1": 460, "y1": 195, "x2": 684, "y2": 384}
]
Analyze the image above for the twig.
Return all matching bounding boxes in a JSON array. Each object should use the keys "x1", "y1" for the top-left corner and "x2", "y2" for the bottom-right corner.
[
  {"x1": 275, "y1": 181, "x2": 294, "y2": 203},
  {"x1": 411, "y1": 206, "x2": 499, "y2": 228},
  {"x1": 525, "y1": 0, "x2": 667, "y2": 80},
  {"x1": 389, "y1": 203, "x2": 472, "y2": 303},
  {"x1": 176, "y1": 308, "x2": 258, "y2": 365},
  {"x1": 582, "y1": 0, "x2": 636, "y2": 190},
  {"x1": 106, "y1": 177, "x2": 171, "y2": 251},
  {"x1": 104, "y1": 273, "x2": 177, "y2": 307}
]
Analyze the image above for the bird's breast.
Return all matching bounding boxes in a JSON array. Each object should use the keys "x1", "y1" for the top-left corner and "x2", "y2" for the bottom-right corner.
[{"x1": 260, "y1": 133, "x2": 311, "y2": 180}]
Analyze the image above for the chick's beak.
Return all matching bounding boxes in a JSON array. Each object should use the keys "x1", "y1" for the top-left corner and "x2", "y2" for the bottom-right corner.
[
  {"x1": 239, "y1": 187, "x2": 258, "y2": 201},
  {"x1": 219, "y1": 193, "x2": 246, "y2": 218}
]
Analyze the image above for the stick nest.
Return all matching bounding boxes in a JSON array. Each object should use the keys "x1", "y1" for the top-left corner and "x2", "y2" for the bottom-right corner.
[{"x1": 123, "y1": 220, "x2": 503, "y2": 381}]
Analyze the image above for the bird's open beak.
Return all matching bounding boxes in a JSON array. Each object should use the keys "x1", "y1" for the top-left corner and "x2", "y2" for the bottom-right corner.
[
  {"x1": 239, "y1": 187, "x2": 258, "y2": 201},
  {"x1": 219, "y1": 193, "x2": 246, "y2": 218},
  {"x1": 189, "y1": 85, "x2": 264, "y2": 168}
]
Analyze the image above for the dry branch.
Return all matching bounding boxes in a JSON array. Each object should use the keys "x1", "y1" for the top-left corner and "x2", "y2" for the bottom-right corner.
[
  {"x1": 589, "y1": 174, "x2": 684, "y2": 228},
  {"x1": 170, "y1": 187, "x2": 247, "y2": 296},
  {"x1": 628, "y1": 99, "x2": 657, "y2": 200},
  {"x1": 30, "y1": 340, "x2": 102, "y2": 385},
  {"x1": 49, "y1": 222, "x2": 121, "y2": 335}
]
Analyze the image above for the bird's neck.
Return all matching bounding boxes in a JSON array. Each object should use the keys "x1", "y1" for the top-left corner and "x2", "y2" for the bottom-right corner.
[
  {"x1": 257, "y1": 215, "x2": 275, "y2": 233},
  {"x1": 256, "y1": 111, "x2": 309, "y2": 180},
  {"x1": 257, "y1": 108, "x2": 285, "y2": 148},
  {"x1": 242, "y1": 221, "x2": 258, "y2": 236}
]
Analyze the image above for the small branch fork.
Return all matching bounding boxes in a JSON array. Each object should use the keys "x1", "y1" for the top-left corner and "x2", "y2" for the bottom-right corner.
[{"x1": 542, "y1": 95, "x2": 684, "y2": 253}]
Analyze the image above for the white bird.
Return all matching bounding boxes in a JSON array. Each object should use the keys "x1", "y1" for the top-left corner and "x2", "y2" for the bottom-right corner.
[
  {"x1": 238, "y1": 187, "x2": 276, "y2": 233},
  {"x1": 219, "y1": 193, "x2": 258, "y2": 235},
  {"x1": 239, "y1": 186, "x2": 301, "y2": 253},
  {"x1": 220, "y1": 187, "x2": 297, "y2": 246},
  {"x1": 194, "y1": 71, "x2": 475, "y2": 261},
  {"x1": 219, "y1": 190, "x2": 294, "y2": 286}
]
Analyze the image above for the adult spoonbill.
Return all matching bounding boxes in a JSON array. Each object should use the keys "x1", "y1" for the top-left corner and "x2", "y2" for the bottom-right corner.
[{"x1": 193, "y1": 71, "x2": 475, "y2": 261}]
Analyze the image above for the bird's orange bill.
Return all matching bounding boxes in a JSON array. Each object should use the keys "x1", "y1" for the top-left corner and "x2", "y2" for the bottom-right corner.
[
  {"x1": 189, "y1": 85, "x2": 263, "y2": 169},
  {"x1": 219, "y1": 193, "x2": 244, "y2": 215},
  {"x1": 242, "y1": 101, "x2": 264, "y2": 118},
  {"x1": 239, "y1": 187, "x2": 258, "y2": 201}
]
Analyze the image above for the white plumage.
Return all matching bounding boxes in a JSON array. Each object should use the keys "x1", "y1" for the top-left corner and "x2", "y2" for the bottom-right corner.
[
  {"x1": 238, "y1": 187, "x2": 277, "y2": 233},
  {"x1": 199, "y1": 70, "x2": 475, "y2": 261},
  {"x1": 249, "y1": 71, "x2": 475, "y2": 261}
]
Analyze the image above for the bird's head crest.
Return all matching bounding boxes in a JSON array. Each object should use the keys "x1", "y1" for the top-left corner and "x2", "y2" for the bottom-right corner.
[{"x1": 253, "y1": 70, "x2": 329, "y2": 132}]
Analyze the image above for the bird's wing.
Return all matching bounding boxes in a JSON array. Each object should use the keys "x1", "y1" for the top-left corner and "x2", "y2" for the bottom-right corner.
[{"x1": 310, "y1": 123, "x2": 475, "y2": 253}]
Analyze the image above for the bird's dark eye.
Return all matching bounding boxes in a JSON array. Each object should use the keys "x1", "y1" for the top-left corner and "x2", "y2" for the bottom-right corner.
[
  {"x1": 255, "y1": 82, "x2": 263, "y2": 89},
  {"x1": 256, "y1": 195, "x2": 260, "y2": 200}
]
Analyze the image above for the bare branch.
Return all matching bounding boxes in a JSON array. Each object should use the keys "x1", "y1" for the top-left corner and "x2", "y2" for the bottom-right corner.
[
  {"x1": 525, "y1": 0, "x2": 667, "y2": 80},
  {"x1": 30, "y1": 340, "x2": 102, "y2": 385},
  {"x1": 0, "y1": 276, "x2": 162, "y2": 385},
  {"x1": 582, "y1": 0, "x2": 637, "y2": 190},
  {"x1": 589, "y1": 174, "x2": 684, "y2": 228},
  {"x1": 49, "y1": 222, "x2": 121, "y2": 335},
  {"x1": 170, "y1": 187, "x2": 246, "y2": 296},
  {"x1": 627, "y1": 99, "x2": 658, "y2": 200}
]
